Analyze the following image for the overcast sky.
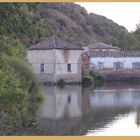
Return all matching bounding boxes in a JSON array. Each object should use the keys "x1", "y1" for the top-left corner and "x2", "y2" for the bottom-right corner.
[{"x1": 76, "y1": 2, "x2": 140, "y2": 32}]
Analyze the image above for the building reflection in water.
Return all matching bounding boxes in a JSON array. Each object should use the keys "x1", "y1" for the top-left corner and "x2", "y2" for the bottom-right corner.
[
  {"x1": 89, "y1": 84, "x2": 140, "y2": 135},
  {"x1": 133, "y1": 89, "x2": 140, "y2": 127},
  {"x1": 136, "y1": 107, "x2": 140, "y2": 127},
  {"x1": 39, "y1": 85, "x2": 83, "y2": 119},
  {"x1": 90, "y1": 84, "x2": 140, "y2": 109},
  {"x1": 37, "y1": 83, "x2": 140, "y2": 135}
]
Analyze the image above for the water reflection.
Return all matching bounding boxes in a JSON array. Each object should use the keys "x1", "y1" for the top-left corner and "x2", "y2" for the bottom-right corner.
[
  {"x1": 86, "y1": 83, "x2": 140, "y2": 136},
  {"x1": 39, "y1": 86, "x2": 82, "y2": 119},
  {"x1": 136, "y1": 107, "x2": 140, "y2": 127},
  {"x1": 38, "y1": 83, "x2": 140, "y2": 136}
]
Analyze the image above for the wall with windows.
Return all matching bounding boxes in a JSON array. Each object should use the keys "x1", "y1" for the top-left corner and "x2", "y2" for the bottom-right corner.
[
  {"x1": 55, "y1": 49, "x2": 82, "y2": 74},
  {"x1": 27, "y1": 49, "x2": 55, "y2": 81},
  {"x1": 27, "y1": 49, "x2": 82, "y2": 82},
  {"x1": 90, "y1": 57, "x2": 140, "y2": 71},
  {"x1": 55, "y1": 49, "x2": 82, "y2": 82},
  {"x1": 27, "y1": 50, "x2": 54, "y2": 74}
]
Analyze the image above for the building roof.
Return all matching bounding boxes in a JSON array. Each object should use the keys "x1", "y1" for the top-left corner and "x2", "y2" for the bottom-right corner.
[
  {"x1": 90, "y1": 51, "x2": 140, "y2": 57},
  {"x1": 88, "y1": 43, "x2": 120, "y2": 50},
  {"x1": 29, "y1": 36, "x2": 82, "y2": 50}
]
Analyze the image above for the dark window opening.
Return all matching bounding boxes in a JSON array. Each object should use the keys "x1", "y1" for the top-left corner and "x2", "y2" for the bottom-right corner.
[
  {"x1": 98, "y1": 62, "x2": 103, "y2": 70},
  {"x1": 114, "y1": 62, "x2": 123, "y2": 71},
  {"x1": 67, "y1": 95, "x2": 71, "y2": 104},
  {"x1": 40, "y1": 63, "x2": 44, "y2": 72},
  {"x1": 132, "y1": 62, "x2": 140, "y2": 70},
  {"x1": 67, "y1": 64, "x2": 71, "y2": 72}
]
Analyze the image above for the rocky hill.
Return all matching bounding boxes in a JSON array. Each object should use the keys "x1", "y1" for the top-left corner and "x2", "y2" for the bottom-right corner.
[{"x1": 22, "y1": 2, "x2": 127, "y2": 47}]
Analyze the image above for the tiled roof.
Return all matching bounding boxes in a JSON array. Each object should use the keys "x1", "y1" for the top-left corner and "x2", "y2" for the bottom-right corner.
[
  {"x1": 90, "y1": 51, "x2": 140, "y2": 57},
  {"x1": 88, "y1": 43, "x2": 120, "y2": 50},
  {"x1": 29, "y1": 36, "x2": 82, "y2": 50}
]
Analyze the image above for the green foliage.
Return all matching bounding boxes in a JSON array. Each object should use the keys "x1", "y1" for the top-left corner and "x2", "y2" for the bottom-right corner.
[
  {"x1": 0, "y1": 56, "x2": 43, "y2": 134},
  {"x1": 24, "y1": 3, "x2": 127, "y2": 47},
  {"x1": 57, "y1": 78, "x2": 65, "y2": 88},
  {"x1": 89, "y1": 70, "x2": 97, "y2": 77},
  {"x1": 89, "y1": 71, "x2": 105, "y2": 87},
  {"x1": 130, "y1": 23, "x2": 140, "y2": 50},
  {"x1": 117, "y1": 31, "x2": 130, "y2": 50},
  {"x1": 0, "y1": 3, "x2": 46, "y2": 134},
  {"x1": 0, "y1": 36, "x2": 25, "y2": 58},
  {"x1": 0, "y1": 3, "x2": 130, "y2": 48},
  {"x1": 0, "y1": 3, "x2": 30, "y2": 37},
  {"x1": 95, "y1": 75, "x2": 105, "y2": 87},
  {"x1": 82, "y1": 77, "x2": 93, "y2": 87}
]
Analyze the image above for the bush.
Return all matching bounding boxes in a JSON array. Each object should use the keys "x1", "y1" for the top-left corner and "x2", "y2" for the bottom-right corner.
[
  {"x1": 0, "y1": 36, "x2": 25, "y2": 58},
  {"x1": 82, "y1": 76, "x2": 93, "y2": 87},
  {"x1": 0, "y1": 55, "x2": 43, "y2": 134},
  {"x1": 89, "y1": 70, "x2": 105, "y2": 87},
  {"x1": 95, "y1": 75, "x2": 105, "y2": 87},
  {"x1": 57, "y1": 78, "x2": 65, "y2": 88},
  {"x1": 89, "y1": 70, "x2": 97, "y2": 77}
]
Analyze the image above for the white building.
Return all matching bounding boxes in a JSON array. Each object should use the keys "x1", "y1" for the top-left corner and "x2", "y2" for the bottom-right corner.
[
  {"x1": 27, "y1": 36, "x2": 83, "y2": 83},
  {"x1": 90, "y1": 51, "x2": 140, "y2": 78}
]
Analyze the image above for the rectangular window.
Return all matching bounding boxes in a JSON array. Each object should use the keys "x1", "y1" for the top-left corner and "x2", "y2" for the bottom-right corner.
[
  {"x1": 132, "y1": 62, "x2": 140, "y2": 70},
  {"x1": 114, "y1": 62, "x2": 123, "y2": 71},
  {"x1": 40, "y1": 63, "x2": 44, "y2": 72},
  {"x1": 98, "y1": 62, "x2": 103, "y2": 70},
  {"x1": 67, "y1": 95, "x2": 71, "y2": 104},
  {"x1": 67, "y1": 64, "x2": 71, "y2": 72}
]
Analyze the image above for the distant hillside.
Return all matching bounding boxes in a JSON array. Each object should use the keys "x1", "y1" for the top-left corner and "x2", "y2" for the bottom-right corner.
[
  {"x1": 1, "y1": 2, "x2": 138, "y2": 50},
  {"x1": 20, "y1": 2, "x2": 127, "y2": 47}
]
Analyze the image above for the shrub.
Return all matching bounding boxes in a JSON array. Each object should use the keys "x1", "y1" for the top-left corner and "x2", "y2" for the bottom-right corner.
[
  {"x1": 89, "y1": 70, "x2": 105, "y2": 87},
  {"x1": 89, "y1": 70, "x2": 97, "y2": 77},
  {"x1": 0, "y1": 55, "x2": 43, "y2": 134},
  {"x1": 57, "y1": 78, "x2": 65, "y2": 88},
  {"x1": 95, "y1": 75, "x2": 105, "y2": 87},
  {"x1": 82, "y1": 76, "x2": 93, "y2": 87}
]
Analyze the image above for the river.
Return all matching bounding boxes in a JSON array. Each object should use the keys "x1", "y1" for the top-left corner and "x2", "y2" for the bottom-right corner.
[{"x1": 38, "y1": 83, "x2": 140, "y2": 136}]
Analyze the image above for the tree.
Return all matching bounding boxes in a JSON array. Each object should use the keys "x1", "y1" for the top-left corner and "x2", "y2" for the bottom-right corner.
[
  {"x1": 0, "y1": 36, "x2": 25, "y2": 58},
  {"x1": 0, "y1": 56, "x2": 42, "y2": 134},
  {"x1": 0, "y1": 3, "x2": 29, "y2": 36}
]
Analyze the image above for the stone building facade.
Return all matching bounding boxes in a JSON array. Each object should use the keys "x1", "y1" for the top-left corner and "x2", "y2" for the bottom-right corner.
[{"x1": 27, "y1": 36, "x2": 83, "y2": 83}]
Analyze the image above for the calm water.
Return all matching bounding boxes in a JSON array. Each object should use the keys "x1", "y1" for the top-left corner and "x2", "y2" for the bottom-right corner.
[{"x1": 39, "y1": 83, "x2": 140, "y2": 136}]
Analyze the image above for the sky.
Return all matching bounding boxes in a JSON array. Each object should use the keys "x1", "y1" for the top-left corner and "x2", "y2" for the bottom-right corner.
[{"x1": 76, "y1": 2, "x2": 140, "y2": 32}]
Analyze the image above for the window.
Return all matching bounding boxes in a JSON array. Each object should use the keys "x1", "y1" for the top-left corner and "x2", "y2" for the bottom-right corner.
[
  {"x1": 67, "y1": 64, "x2": 71, "y2": 72},
  {"x1": 40, "y1": 63, "x2": 44, "y2": 72},
  {"x1": 98, "y1": 62, "x2": 103, "y2": 70},
  {"x1": 132, "y1": 62, "x2": 140, "y2": 70},
  {"x1": 67, "y1": 95, "x2": 71, "y2": 104},
  {"x1": 114, "y1": 62, "x2": 123, "y2": 71}
]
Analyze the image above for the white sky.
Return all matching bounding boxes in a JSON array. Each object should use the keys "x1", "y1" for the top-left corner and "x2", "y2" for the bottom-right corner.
[{"x1": 76, "y1": 2, "x2": 140, "y2": 32}]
